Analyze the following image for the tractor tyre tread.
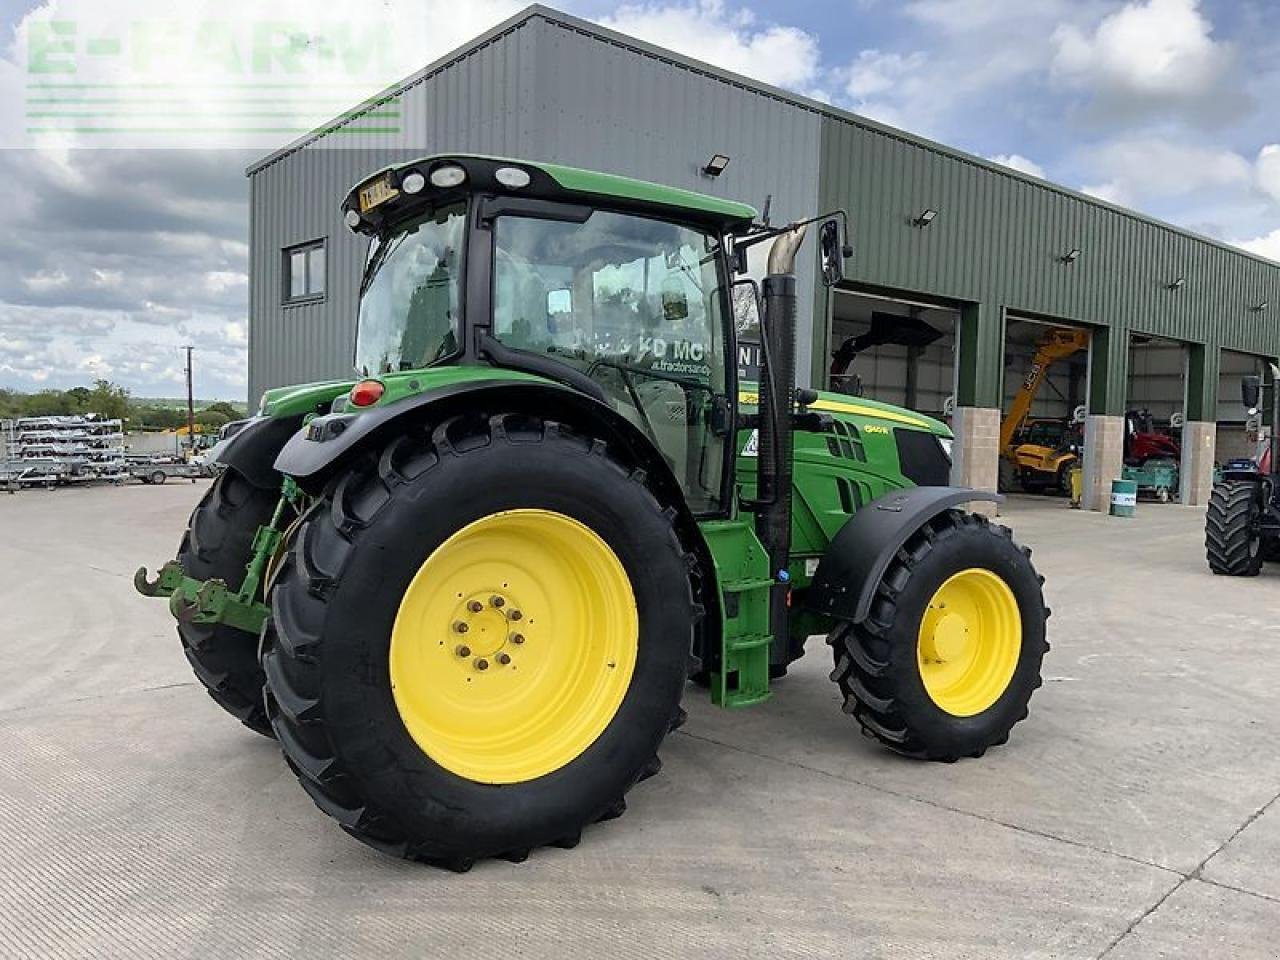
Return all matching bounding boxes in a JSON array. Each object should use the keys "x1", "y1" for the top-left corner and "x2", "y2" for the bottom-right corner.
[
  {"x1": 827, "y1": 510, "x2": 1048, "y2": 761},
  {"x1": 1205, "y1": 481, "x2": 1264, "y2": 576},
  {"x1": 263, "y1": 412, "x2": 691, "y2": 868},
  {"x1": 176, "y1": 467, "x2": 280, "y2": 737}
]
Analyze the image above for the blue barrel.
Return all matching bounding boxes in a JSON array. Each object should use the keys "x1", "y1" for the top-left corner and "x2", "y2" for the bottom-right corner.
[{"x1": 1110, "y1": 478, "x2": 1137, "y2": 517}]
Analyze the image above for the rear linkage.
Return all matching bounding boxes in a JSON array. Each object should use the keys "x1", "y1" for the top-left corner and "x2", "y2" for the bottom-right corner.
[{"x1": 134, "y1": 477, "x2": 305, "y2": 635}]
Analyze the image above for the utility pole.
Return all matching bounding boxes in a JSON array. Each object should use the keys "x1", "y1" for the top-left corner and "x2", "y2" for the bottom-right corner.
[{"x1": 184, "y1": 346, "x2": 195, "y2": 457}]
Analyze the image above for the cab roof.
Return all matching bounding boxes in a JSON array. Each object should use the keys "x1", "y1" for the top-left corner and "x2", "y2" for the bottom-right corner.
[{"x1": 342, "y1": 154, "x2": 758, "y2": 234}]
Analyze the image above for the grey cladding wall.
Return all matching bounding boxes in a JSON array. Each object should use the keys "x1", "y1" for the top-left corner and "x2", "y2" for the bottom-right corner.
[{"x1": 247, "y1": 12, "x2": 822, "y2": 402}]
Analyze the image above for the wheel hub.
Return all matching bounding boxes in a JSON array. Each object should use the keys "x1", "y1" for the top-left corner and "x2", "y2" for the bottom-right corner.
[
  {"x1": 916, "y1": 567, "x2": 1022, "y2": 717},
  {"x1": 388, "y1": 509, "x2": 638, "y2": 784},
  {"x1": 450, "y1": 593, "x2": 524, "y2": 662}
]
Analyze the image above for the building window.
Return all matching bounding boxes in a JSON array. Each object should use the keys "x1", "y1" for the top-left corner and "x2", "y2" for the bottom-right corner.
[{"x1": 283, "y1": 239, "x2": 326, "y2": 303}]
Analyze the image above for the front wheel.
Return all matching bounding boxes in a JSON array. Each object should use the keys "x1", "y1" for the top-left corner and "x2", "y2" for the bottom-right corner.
[
  {"x1": 263, "y1": 413, "x2": 692, "y2": 868},
  {"x1": 1206, "y1": 481, "x2": 1264, "y2": 576},
  {"x1": 828, "y1": 510, "x2": 1048, "y2": 761}
]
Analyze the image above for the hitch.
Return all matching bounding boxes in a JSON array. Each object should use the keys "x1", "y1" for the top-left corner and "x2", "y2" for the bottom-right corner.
[
  {"x1": 133, "y1": 480, "x2": 301, "y2": 637},
  {"x1": 134, "y1": 559, "x2": 271, "y2": 635}
]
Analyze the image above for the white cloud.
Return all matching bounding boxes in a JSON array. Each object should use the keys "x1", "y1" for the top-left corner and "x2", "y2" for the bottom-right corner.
[
  {"x1": 1081, "y1": 180, "x2": 1133, "y2": 207},
  {"x1": 845, "y1": 50, "x2": 927, "y2": 99},
  {"x1": 1051, "y1": 0, "x2": 1234, "y2": 117},
  {"x1": 1077, "y1": 137, "x2": 1251, "y2": 202},
  {"x1": 1232, "y1": 228, "x2": 1280, "y2": 263},
  {"x1": 989, "y1": 153, "x2": 1046, "y2": 179},
  {"x1": 598, "y1": 1, "x2": 820, "y2": 91},
  {"x1": 23, "y1": 268, "x2": 68, "y2": 292},
  {"x1": 1255, "y1": 144, "x2": 1280, "y2": 204}
]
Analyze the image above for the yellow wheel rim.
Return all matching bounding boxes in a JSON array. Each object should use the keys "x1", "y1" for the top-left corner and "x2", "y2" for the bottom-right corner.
[
  {"x1": 389, "y1": 509, "x2": 638, "y2": 784},
  {"x1": 916, "y1": 567, "x2": 1021, "y2": 717}
]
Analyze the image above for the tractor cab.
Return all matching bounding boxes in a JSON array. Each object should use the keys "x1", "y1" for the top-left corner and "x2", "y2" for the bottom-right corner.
[{"x1": 343, "y1": 155, "x2": 757, "y2": 513}]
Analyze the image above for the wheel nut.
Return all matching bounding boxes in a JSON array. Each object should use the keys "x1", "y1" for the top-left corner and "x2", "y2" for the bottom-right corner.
[
  {"x1": 509, "y1": 609, "x2": 523, "y2": 621},
  {"x1": 474, "y1": 658, "x2": 490, "y2": 671},
  {"x1": 456, "y1": 645, "x2": 471, "y2": 657},
  {"x1": 453, "y1": 621, "x2": 469, "y2": 634},
  {"x1": 490, "y1": 595, "x2": 505, "y2": 608},
  {"x1": 468, "y1": 600, "x2": 483, "y2": 613},
  {"x1": 511, "y1": 633, "x2": 525, "y2": 645},
  {"x1": 496, "y1": 652, "x2": 511, "y2": 665}
]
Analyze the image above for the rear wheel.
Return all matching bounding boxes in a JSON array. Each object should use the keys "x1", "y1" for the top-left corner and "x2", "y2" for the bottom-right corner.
[
  {"x1": 263, "y1": 413, "x2": 692, "y2": 867},
  {"x1": 1206, "y1": 481, "x2": 1264, "y2": 576},
  {"x1": 828, "y1": 511, "x2": 1048, "y2": 760},
  {"x1": 176, "y1": 468, "x2": 280, "y2": 736}
]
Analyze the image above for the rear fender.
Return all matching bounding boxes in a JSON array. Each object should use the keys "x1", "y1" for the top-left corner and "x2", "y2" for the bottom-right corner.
[
  {"x1": 804, "y1": 486, "x2": 1003, "y2": 623},
  {"x1": 211, "y1": 415, "x2": 302, "y2": 490},
  {"x1": 271, "y1": 378, "x2": 722, "y2": 665}
]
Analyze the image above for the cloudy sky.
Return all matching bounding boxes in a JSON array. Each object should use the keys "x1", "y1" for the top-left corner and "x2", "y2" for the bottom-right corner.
[{"x1": 2, "y1": 0, "x2": 1278, "y2": 400}]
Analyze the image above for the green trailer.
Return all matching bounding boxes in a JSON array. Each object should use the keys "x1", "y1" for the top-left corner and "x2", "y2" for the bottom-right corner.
[{"x1": 137, "y1": 154, "x2": 1049, "y2": 869}]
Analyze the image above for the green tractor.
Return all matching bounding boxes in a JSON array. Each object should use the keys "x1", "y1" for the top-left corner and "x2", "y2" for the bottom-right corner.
[{"x1": 137, "y1": 155, "x2": 1049, "y2": 869}]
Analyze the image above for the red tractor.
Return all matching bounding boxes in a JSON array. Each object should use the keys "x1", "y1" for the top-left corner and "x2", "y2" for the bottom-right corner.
[{"x1": 1125, "y1": 409, "x2": 1180, "y2": 466}]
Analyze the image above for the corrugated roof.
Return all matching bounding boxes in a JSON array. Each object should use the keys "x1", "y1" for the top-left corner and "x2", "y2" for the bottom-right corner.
[{"x1": 245, "y1": 3, "x2": 1278, "y2": 271}]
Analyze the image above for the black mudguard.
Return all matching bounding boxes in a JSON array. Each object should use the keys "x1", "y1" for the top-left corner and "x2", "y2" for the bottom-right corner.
[
  {"x1": 804, "y1": 486, "x2": 1003, "y2": 623},
  {"x1": 211, "y1": 415, "x2": 303, "y2": 490},
  {"x1": 270, "y1": 376, "x2": 722, "y2": 672}
]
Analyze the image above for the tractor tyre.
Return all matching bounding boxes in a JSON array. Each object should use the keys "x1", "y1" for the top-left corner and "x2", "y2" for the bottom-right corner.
[
  {"x1": 827, "y1": 510, "x2": 1048, "y2": 761},
  {"x1": 1056, "y1": 463, "x2": 1074, "y2": 498},
  {"x1": 1205, "y1": 481, "x2": 1264, "y2": 576},
  {"x1": 176, "y1": 467, "x2": 280, "y2": 737},
  {"x1": 263, "y1": 413, "x2": 692, "y2": 868}
]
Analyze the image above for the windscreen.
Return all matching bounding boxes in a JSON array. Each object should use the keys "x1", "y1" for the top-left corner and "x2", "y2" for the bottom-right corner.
[{"x1": 355, "y1": 204, "x2": 466, "y2": 375}]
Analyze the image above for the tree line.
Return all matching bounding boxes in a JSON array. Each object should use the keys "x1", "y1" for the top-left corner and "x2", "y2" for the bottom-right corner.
[{"x1": 0, "y1": 381, "x2": 246, "y2": 431}]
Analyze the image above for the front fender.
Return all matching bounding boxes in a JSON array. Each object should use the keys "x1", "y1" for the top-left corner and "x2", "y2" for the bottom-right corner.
[{"x1": 804, "y1": 486, "x2": 1002, "y2": 623}]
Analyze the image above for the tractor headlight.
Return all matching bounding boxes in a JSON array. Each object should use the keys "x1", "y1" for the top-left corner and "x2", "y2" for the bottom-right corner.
[{"x1": 937, "y1": 436, "x2": 953, "y2": 462}]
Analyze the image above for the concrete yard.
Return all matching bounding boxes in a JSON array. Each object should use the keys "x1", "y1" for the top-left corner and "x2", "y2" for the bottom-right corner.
[{"x1": 2, "y1": 482, "x2": 1278, "y2": 959}]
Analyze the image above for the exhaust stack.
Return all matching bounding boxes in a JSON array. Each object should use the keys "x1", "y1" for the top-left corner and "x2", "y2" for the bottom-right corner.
[{"x1": 757, "y1": 225, "x2": 806, "y2": 672}]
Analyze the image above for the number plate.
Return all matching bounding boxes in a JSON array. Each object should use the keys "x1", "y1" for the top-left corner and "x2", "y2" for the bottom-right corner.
[{"x1": 358, "y1": 176, "x2": 399, "y2": 213}]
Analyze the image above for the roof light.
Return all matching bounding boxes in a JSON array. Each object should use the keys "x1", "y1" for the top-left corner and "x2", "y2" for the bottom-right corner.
[
  {"x1": 349, "y1": 379, "x2": 385, "y2": 407},
  {"x1": 400, "y1": 170, "x2": 426, "y2": 194},
  {"x1": 702, "y1": 153, "x2": 731, "y2": 177},
  {"x1": 913, "y1": 208, "x2": 938, "y2": 228},
  {"x1": 344, "y1": 209, "x2": 362, "y2": 230},
  {"x1": 495, "y1": 166, "x2": 531, "y2": 188},
  {"x1": 429, "y1": 164, "x2": 467, "y2": 188}
]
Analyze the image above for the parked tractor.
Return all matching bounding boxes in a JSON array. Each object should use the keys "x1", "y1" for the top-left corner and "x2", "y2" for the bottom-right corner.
[
  {"x1": 1206, "y1": 372, "x2": 1280, "y2": 575},
  {"x1": 137, "y1": 155, "x2": 1049, "y2": 868}
]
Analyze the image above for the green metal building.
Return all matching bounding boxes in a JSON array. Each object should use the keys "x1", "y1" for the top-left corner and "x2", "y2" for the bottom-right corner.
[{"x1": 247, "y1": 4, "x2": 1280, "y2": 509}]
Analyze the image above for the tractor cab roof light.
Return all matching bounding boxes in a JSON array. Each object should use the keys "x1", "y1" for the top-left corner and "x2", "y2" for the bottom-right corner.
[
  {"x1": 495, "y1": 166, "x2": 531, "y2": 188},
  {"x1": 429, "y1": 164, "x2": 467, "y2": 188},
  {"x1": 400, "y1": 170, "x2": 426, "y2": 195},
  {"x1": 344, "y1": 209, "x2": 362, "y2": 230}
]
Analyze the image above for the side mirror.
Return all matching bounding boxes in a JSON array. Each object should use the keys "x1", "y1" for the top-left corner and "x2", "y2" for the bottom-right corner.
[
  {"x1": 819, "y1": 219, "x2": 844, "y2": 286},
  {"x1": 1242, "y1": 375, "x2": 1261, "y2": 413}
]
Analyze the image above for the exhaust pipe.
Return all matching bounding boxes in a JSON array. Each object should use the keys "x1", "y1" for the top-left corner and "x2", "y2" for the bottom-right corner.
[{"x1": 757, "y1": 225, "x2": 805, "y2": 673}]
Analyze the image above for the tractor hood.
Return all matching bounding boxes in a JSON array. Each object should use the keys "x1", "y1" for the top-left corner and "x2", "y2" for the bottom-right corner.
[{"x1": 739, "y1": 382, "x2": 951, "y2": 438}]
